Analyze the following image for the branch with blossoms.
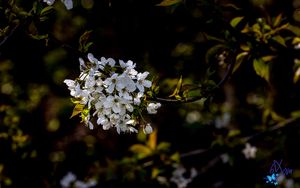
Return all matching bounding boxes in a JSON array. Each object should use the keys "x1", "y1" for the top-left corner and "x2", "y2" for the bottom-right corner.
[{"x1": 64, "y1": 54, "x2": 162, "y2": 134}]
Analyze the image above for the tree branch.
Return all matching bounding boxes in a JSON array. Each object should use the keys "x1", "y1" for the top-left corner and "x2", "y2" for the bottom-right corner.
[{"x1": 150, "y1": 60, "x2": 235, "y2": 104}]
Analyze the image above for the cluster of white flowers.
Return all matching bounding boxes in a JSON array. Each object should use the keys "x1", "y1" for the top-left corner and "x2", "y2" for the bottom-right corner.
[
  {"x1": 60, "y1": 172, "x2": 97, "y2": 188},
  {"x1": 43, "y1": 0, "x2": 73, "y2": 10},
  {"x1": 64, "y1": 53, "x2": 161, "y2": 134},
  {"x1": 170, "y1": 165, "x2": 198, "y2": 188}
]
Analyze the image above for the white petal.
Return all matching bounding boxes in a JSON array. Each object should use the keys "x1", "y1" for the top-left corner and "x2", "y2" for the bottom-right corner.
[
  {"x1": 79, "y1": 58, "x2": 86, "y2": 71},
  {"x1": 64, "y1": 79, "x2": 75, "y2": 87},
  {"x1": 112, "y1": 104, "x2": 121, "y2": 113},
  {"x1": 136, "y1": 84, "x2": 144, "y2": 93},
  {"x1": 119, "y1": 60, "x2": 126, "y2": 68},
  {"x1": 143, "y1": 80, "x2": 152, "y2": 88},
  {"x1": 62, "y1": 0, "x2": 73, "y2": 9},
  {"x1": 107, "y1": 84, "x2": 115, "y2": 93},
  {"x1": 87, "y1": 53, "x2": 97, "y2": 63},
  {"x1": 107, "y1": 58, "x2": 116, "y2": 67}
]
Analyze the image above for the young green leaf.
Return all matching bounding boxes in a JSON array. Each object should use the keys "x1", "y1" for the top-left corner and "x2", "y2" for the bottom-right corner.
[
  {"x1": 169, "y1": 75, "x2": 183, "y2": 98},
  {"x1": 233, "y1": 52, "x2": 248, "y2": 73},
  {"x1": 70, "y1": 103, "x2": 85, "y2": 118},
  {"x1": 230, "y1": 16, "x2": 244, "y2": 28},
  {"x1": 253, "y1": 58, "x2": 271, "y2": 82},
  {"x1": 273, "y1": 14, "x2": 282, "y2": 27}
]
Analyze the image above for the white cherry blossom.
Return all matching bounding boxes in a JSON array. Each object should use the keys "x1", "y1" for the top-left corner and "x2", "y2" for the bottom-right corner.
[
  {"x1": 242, "y1": 143, "x2": 257, "y2": 159},
  {"x1": 136, "y1": 72, "x2": 152, "y2": 92},
  {"x1": 147, "y1": 103, "x2": 161, "y2": 114}
]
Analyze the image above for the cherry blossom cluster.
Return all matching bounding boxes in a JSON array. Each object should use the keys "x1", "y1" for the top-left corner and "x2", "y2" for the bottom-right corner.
[{"x1": 64, "y1": 53, "x2": 161, "y2": 134}]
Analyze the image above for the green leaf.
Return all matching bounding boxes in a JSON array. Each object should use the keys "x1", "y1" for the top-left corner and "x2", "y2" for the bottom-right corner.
[
  {"x1": 292, "y1": 37, "x2": 300, "y2": 45},
  {"x1": 157, "y1": 142, "x2": 171, "y2": 151},
  {"x1": 170, "y1": 152, "x2": 180, "y2": 162},
  {"x1": 253, "y1": 58, "x2": 271, "y2": 82},
  {"x1": 272, "y1": 35, "x2": 286, "y2": 47},
  {"x1": 28, "y1": 34, "x2": 48, "y2": 40},
  {"x1": 240, "y1": 44, "x2": 250, "y2": 51},
  {"x1": 151, "y1": 168, "x2": 161, "y2": 179},
  {"x1": 261, "y1": 55, "x2": 276, "y2": 62},
  {"x1": 169, "y1": 75, "x2": 183, "y2": 98},
  {"x1": 228, "y1": 129, "x2": 240, "y2": 138},
  {"x1": 40, "y1": 6, "x2": 54, "y2": 16},
  {"x1": 273, "y1": 14, "x2": 282, "y2": 27},
  {"x1": 147, "y1": 129, "x2": 157, "y2": 150},
  {"x1": 70, "y1": 103, "x2": 85, "y2": 118},
  {"x1": 291, "y1": 110, "x2": 300, "y2": 118},
  {"x1": 230, "y1": 16, "x2": 244, "y2": 28},
  {"x1": 285, "y1": 25, "x2": 300, "y2": 36},
  {"x1": 129, "y1": 144, "x2": 152, "y2": 158},
  {"x1": 233, "y1": 52, "x2": 248, "y2": 73},
  {"x1": 156, "y1": 0, "x2": 182, "y2": 6},
  {"x1": 294, "y1": 67, "x2": 300, "y2": 83}
]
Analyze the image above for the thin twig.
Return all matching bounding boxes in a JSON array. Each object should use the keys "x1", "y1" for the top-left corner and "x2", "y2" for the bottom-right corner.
[{"x1": 0, "y1": 24, "x2": 19, "y2": 48}]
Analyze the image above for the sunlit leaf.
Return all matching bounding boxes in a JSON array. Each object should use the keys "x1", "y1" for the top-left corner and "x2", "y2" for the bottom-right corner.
[
  {"x1": 294, "y1": 67, "x2": 300, "y2": 83},
  {"x1": 151, "y1": 168, "x2": 160, "y2": 179},
  {"x1": 233, "y1": 52, "x2": 248, "y2": 73},
  {"x1": 147, "y1": 129, "x2": 157, "y2": 150},
  {"x1": 230, "y1": 16, "x2": 244, "y2": 28},
  {"x1": 292, "y1": 37, "x2": 300, "y2": 45},
  {"x1": 156, "y1": 0, "x2": 182, "y2": 6},
  {"x1": 285, "y1": 25, "x2": 300, "y2": 36},
  {"x1": 240, "y1": 44, "x2": 250, "y2": 51},
  {"x1": 28, "y1": 34, "x2": 48, "y2": 40},
  {"x1": 261, "y1": 55, "x2": 276, "y2": 62},
  {"x1": 40, "y1": 6, "x2": 54, "y2": 16},
  {"x1": 169, "y1": 75, "x2": 183, "y2": 98},
  {"x1": 272, "y1": 35, "x2": 286, "y2": 47},
  {"x1": 157, "y1": 142, "x2": 171, "y2": 152},
  {"x1": 273, "y1": 14, "x2": 282, "y2": 27},
  {"x1": 228, "y1": 129, "x2": 240, "y2": 137},
  {"x1": 170, "y1": 152, "x2": 180, "y2": 162},
  {"x1": 70, "y1": 103, "x2": 85, "y2": 118},
  {"x1": 129, "y1": 144, "x2": 152, "y2": 157},
  {"x1": 291, "y1": 110, "x2": 300, "y2": 118},
  {"x1": 253, "y1": 58, "x2": 270, "y2": 82}
]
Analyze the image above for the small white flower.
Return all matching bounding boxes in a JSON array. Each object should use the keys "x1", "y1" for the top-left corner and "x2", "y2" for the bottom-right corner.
[
  {"x1": 43, "y1": 0, "x2": 55, "y2": 5},
  {"x1": 103, "y1": 73, "x2": 119, "y2": 93},
  {"x1": 101, "y1": 57, "x2": 116, "y2": 67},
  {"x1": 242, "y1": 143, "x2": 257, "y2": 159},
  {"x1": 136, "y1": 72, "x2": 152, "y2": 92},
  {"x1": 60, "y1": 172, "x2": 76, "y2": 188},
  {"x1": 143, "y1": 123, "x2": 153, "y2": 134},
  {"x1": 170, "y1": 165, "x2": 198, "y2": 188},
  {"x1": 64, "y1": 79, "x2": 82, "y2": 98},
  {"x1": 147, "y1": 102, "x2": 161, "y2": 114}
]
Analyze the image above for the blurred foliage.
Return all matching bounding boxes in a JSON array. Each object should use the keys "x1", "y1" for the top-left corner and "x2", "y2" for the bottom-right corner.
[{"x1": 1, "y1": 0, "x2": 300, "y2": 187}]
